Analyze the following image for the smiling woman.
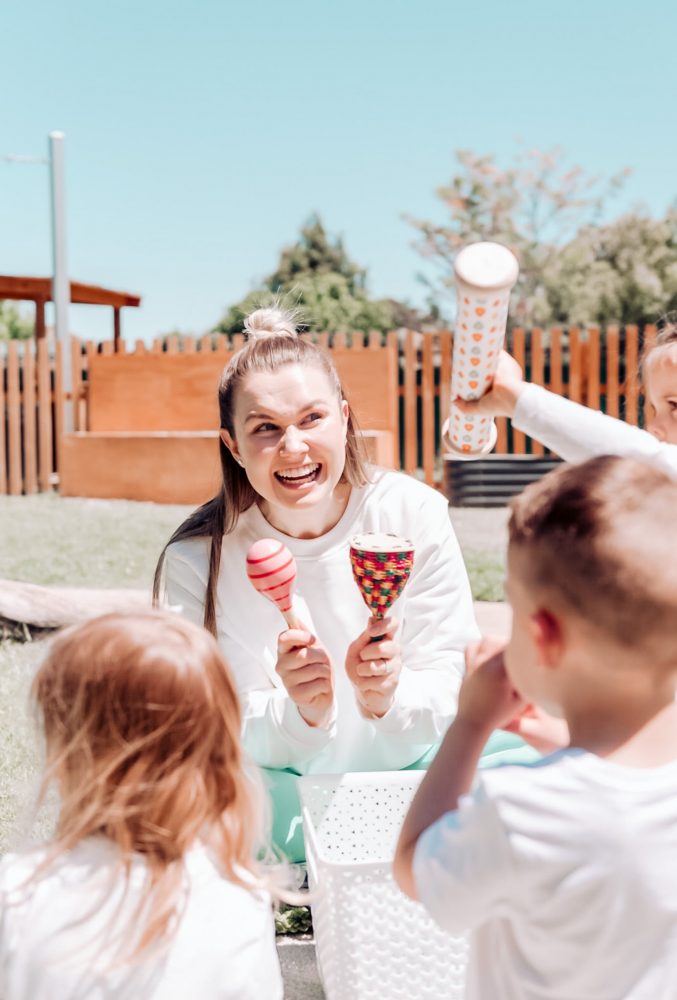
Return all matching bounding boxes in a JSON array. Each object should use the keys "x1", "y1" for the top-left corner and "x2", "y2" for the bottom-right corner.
[{"x1": 153, "y1": 307, "x2": 481, "y2": 862}]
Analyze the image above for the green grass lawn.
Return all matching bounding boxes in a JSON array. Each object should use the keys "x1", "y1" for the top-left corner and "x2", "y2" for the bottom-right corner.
[
  {"x1": 0, "y1": 493, "x2": 191, "y2": 588},
  {"x1": 0, "y1": 492, "x2": 506, "y2": 851}
]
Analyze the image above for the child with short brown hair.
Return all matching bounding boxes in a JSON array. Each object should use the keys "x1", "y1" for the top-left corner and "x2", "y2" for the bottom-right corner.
[{"x1": 395, "y1": 456, "x2": 677, "y2": 999}]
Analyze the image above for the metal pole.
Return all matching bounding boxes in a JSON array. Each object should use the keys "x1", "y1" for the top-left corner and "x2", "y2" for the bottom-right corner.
[{"x1": 49, "y1": 131, "x2": 72, "y2": 432}]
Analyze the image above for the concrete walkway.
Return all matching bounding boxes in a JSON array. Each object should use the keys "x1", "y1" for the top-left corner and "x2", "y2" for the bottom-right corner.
[
  {"x1": 277, "y1": 939, "x2": 324, "y2": 1000},
  {"x1": 474, "y1": 599, "x2": 511, "y2": 637}
]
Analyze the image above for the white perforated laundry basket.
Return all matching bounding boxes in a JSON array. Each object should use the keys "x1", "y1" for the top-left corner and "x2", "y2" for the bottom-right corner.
[{"x1": 298, "y1": 771, "x2": 468, "y2": 1000}]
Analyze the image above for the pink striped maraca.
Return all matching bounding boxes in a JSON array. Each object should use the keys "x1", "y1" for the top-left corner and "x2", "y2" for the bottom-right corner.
[{"x1": 246, "y1": 538, "x2": 301, "y2": 629}]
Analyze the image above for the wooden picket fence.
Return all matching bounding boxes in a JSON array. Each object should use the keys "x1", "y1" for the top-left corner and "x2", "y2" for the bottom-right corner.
[{"x1": 0, "y1": 325, "x2": 655, "y2": 496}]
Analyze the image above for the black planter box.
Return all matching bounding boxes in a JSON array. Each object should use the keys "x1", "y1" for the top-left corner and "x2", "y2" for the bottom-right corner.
[{"x1": 443, "y1": 454, "x2": 562, "y2": 507}]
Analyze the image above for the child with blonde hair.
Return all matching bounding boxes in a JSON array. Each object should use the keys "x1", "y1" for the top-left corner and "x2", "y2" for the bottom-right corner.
[
  {"x1": 395, "y1": 456, "x2": 677, "y2": 999},
  {"x1": 0, "y1": 610, "x2": 283, "y2": 1000},
  {"x1": 459, "y1": 316, "x2": 677, "y2": 474}
]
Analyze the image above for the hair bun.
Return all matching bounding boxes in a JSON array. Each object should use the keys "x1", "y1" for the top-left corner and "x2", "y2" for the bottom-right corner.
[{"x1": 243, "y1": 307, "x2": 298, "y2": 341}]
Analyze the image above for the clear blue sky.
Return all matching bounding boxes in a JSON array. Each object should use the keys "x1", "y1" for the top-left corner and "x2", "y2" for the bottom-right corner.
[{"x1": 2, "y1": 0, "x2": 675, "y2": 342}]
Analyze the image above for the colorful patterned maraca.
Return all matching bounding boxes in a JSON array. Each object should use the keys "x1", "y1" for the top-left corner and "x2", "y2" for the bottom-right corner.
[
  {"x1": 349, "y1": 533, "x2": 415, "y2": 633},
  {"x1": 246, "y1": 538, "x2": 301, "y2": 629}
]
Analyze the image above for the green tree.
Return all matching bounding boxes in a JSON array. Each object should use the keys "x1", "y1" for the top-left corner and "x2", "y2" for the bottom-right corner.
[
  {"x1": 406, "y1": 147, "x2": 630, "y2": 325},
  {"x1": 216, "y1": 215, "x2": 395, "y2": 336},
  {"x1": 267, "y1": 214, "x2": 367, "y2": 295},
  {"x1": 0, "y1": 301, "x2": 33, "y2": 340},
  {"x1": 543, "y1": 209, "x2": 677, "y2": 326}
]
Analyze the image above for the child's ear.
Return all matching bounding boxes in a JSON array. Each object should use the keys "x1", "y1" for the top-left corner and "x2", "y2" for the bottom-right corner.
[{"x1": 529, "y1": 608, "x2": 564, "y2": 669}]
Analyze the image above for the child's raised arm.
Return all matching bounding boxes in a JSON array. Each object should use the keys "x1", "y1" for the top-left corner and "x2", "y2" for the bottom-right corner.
[
  {"x1": 393, "y1": 638, "x2": 524, "y2": 899},
  {"x1": 457, "y1": 351, "x2": 677, "y2": 478}
]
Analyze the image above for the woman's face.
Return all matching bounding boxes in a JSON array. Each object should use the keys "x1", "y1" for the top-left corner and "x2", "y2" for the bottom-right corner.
[
  {"x1": 222, "y1": 363, "x2": 350, "y2": 534},
  {"x1": 645, "y1": 345, "x2": 677, "y2": 445}
]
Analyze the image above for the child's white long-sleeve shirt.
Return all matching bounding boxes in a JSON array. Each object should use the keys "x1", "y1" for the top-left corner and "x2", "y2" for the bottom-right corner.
[
  {"x1": 0, "y1": 838, "x2": 282, "y2": 1000},
  {"x1": 513, "y1": 383, "x2": 677, "y2": 476},
  {"x1": 165, "y1": 469, "x2": 479, "y2": 773}
]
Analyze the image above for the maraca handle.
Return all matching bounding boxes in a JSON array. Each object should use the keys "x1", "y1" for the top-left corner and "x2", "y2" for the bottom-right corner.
[{"x1": 282, "y1": 608, "x2": 302, "y2": 630}]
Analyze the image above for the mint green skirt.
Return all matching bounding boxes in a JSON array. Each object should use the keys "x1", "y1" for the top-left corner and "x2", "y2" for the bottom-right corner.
[{"x1": 262, "y1": 730, "x2": 538, "y2": 863}]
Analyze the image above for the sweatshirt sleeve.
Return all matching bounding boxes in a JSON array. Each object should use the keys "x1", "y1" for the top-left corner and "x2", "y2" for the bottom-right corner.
[
  {"x1": 513, "y1": 384, "x2": 677, "y2": 477},
  {"x1": 369, "y1": 492, "x2": 480, "y2": 745},
  {"x1": 163, "y1": 542, "x2": 335, "y2": 770}
]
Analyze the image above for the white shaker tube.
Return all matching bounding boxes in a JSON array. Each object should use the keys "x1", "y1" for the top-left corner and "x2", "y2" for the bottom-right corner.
[{"x1": 443, "y1": 241, "x2": 519, "y2": 459}]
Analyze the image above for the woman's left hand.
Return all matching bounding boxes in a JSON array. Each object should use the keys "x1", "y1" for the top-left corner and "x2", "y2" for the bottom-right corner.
[{"x1": 345, "y1": 616, "x2": 402, "y2": 718}]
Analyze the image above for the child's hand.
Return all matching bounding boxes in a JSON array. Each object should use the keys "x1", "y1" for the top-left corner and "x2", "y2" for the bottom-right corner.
[
  {"x1": 458, "y1": 637, "x2": 527, "y2": 733},
  {"x1": 454, "y1": 350, "x2": 526, "y2": 418},
  {"x1": 503, "y1": 703, "x2": 570, "y2": 754},
  {"x1": 345, "y1": 616, "x2": 401, "y2": 718},
  {"x1": 276, "y1": 625, "x2": 335, "y2": 729}
]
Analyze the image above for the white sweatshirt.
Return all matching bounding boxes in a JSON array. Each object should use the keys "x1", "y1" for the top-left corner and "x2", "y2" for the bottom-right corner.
[
  {"x1": 513, "y1": 383, "x2": 677, "y2": 477},
  {"x1": 164, "y1": 469, "x2": 479, "y2": 774}
]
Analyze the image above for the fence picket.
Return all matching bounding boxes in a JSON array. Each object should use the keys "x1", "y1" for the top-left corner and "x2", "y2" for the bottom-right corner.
[
  {"x1": 23, "y1": 343, "x2": 38, "y2": 494},
  {"x1": 55, "y1": 340, "x2": 66, "y2": 483},
  {"x1": 421, "y1": 333, "x2": 435, "y2": 486},
  {"x1": 0, "y1": 348, "x2": 6, "y2": 494},
  {"x1": 549, "y1": 328, "x2": 563, "y2": 395},
  {"x1": 7, "y1": 341, "x2": 22, "y2": 494},
  {"x1": 37, "y1": 339, "x2": 52, "y2": 491},
  {"x1": 568, "y1": 328, "x2": 582, "y2": 403},
  {"x1": 403, "y1": 330, "x2": 417, "y2": 473},
  {"x1": 606, "y1": 326, "x2": 620, "y2": 418},
  {"x1": 511, "y1": 328, "x2": 526, "y2": 454},
  {"x1": 530, "y1": 328, "x2": 544, "y2": 456},
  {"x1": 439, "y1": 331, "x2": 452, "y2": 428},
  {"x1": 625, "y1": 326, "x2": 639, "y2": 425},
  {"x1": 70, "y1": 338, "x2": 83, "y2": 433},
  {"x1": 586, "y1": 327, "x2": 600, "y2": 410}
]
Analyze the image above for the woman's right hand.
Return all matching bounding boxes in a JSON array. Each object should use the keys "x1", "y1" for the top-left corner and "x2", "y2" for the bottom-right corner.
[
  {"x1": 454, "y1": 350, "x2": 526, "y2": 418},
  {"x1": 276, "y1": 626, "x2": 335, "y2": 730}
]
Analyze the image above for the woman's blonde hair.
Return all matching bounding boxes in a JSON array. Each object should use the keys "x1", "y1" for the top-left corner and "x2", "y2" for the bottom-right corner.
[
  {"x1": 31, "y1": 609, "x2": 267, "y2": 961},
  {"x1": 153, "y1": 306, "x2": 371, "y2": 634}
]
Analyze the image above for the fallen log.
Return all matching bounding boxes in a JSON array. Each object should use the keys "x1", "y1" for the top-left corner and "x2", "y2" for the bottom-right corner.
[{"x1": 0, "y1": 579, "x2": 151, "y2": 632}]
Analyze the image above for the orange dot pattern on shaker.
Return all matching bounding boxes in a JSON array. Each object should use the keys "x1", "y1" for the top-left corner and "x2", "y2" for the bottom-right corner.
[
  {"x1": 349, "y1": 537, "x2": 415, "y2": 619},
  {"x1": 448, "y1": 242, "x2": 519, "y2": 457}
]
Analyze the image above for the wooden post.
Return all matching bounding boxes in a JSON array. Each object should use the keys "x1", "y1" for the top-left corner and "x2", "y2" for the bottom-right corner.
[
  {"x1": 113, "y1": 307, "x2": 121, "y2": 351},
  {"x1": 35, "y1": 298, "x2": 47, "y2": 339}
]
